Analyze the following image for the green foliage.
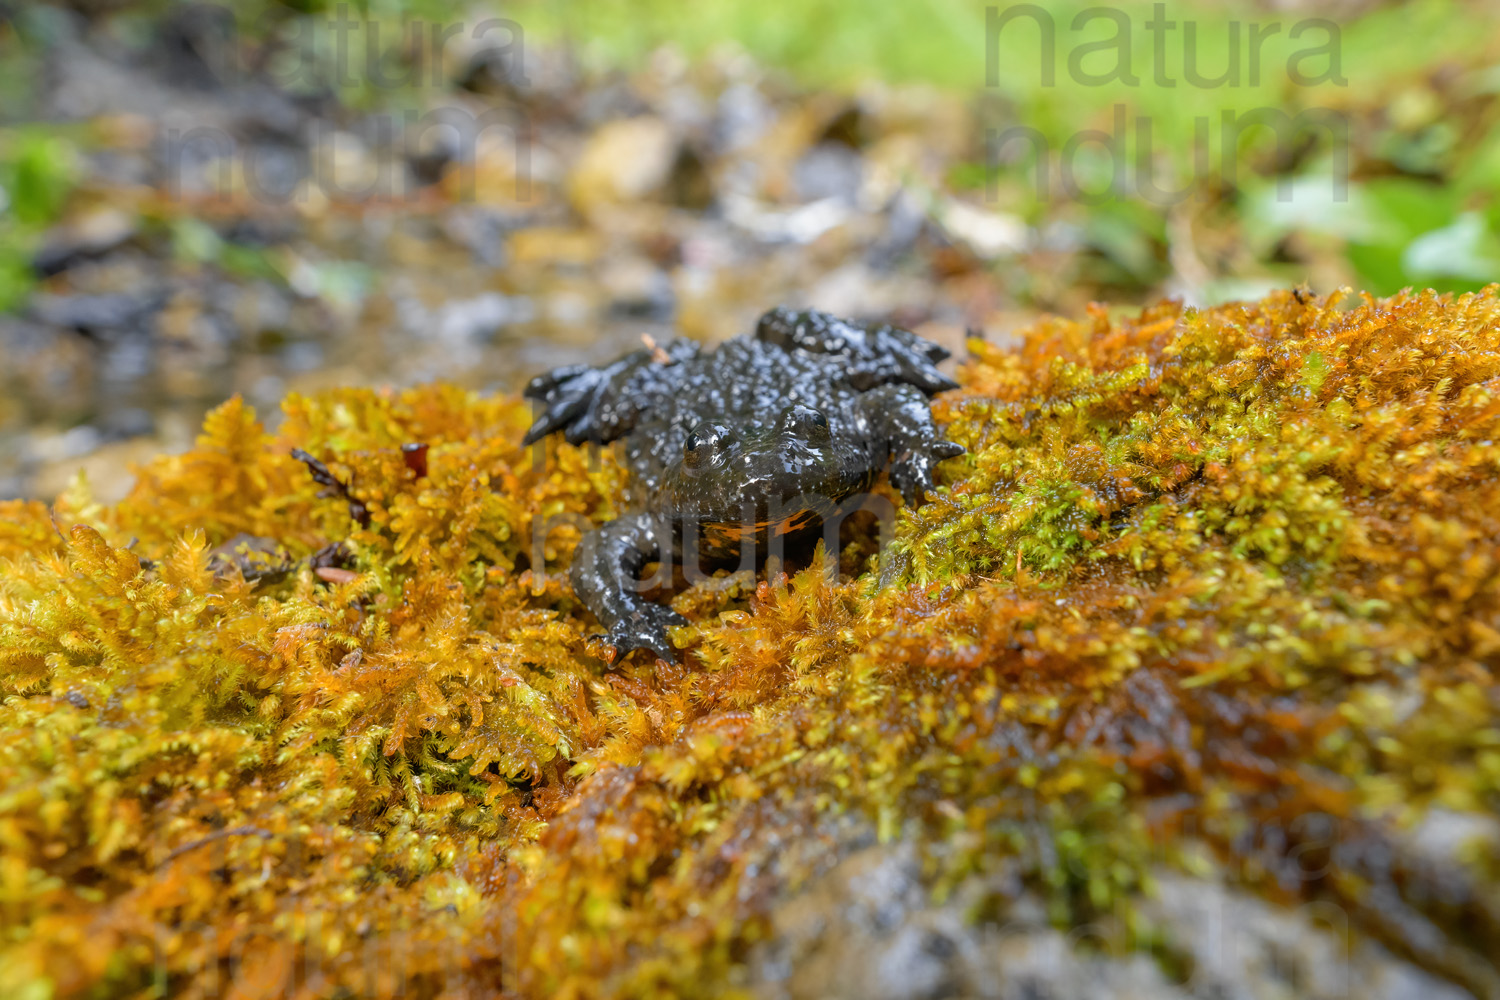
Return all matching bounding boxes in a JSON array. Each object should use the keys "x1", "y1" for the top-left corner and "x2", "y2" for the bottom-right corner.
[
  {"x1": 0, "y1": 130, "x2": 80, "y2": 311},
  {"x1": 0, "y1": 241, "x2": 34, "y2": 313},
  {"x1": 6, "y1": 133, "x2": 77, "y2": 227}
]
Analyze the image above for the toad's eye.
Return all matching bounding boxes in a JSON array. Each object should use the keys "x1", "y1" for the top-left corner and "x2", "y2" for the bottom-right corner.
[
  {"x1": 778, "y1": 405, "x2": 831, "y2": 445},
  {"x1": 684, "y1": 422, "x2": 732, "y2": 470}
]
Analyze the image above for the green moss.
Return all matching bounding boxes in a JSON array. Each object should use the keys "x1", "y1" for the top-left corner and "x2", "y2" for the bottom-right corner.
[{"x1": 4, "y1": 287, "x2": 1500, "y2": 997}]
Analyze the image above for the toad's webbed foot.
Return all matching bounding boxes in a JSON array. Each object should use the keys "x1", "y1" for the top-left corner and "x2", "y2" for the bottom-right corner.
[
  {"x1": 570, "y1": 512, "x2": 685, "y2": 662},
  {"x1": 523, "y1": 339, "x2": 699, "y2": 446},
  {"x1": 858, "y1": 383, "x2": 966, "y2": 505},
  {"x1": 890, "y1": 438, "x2": 966, "y2": 506},
  {"x1": 755, "y1": 306, "x2": 959, "y2": 395},
  {"x1": 602, "y1": 603, "x2": 688, "y2": 663}
]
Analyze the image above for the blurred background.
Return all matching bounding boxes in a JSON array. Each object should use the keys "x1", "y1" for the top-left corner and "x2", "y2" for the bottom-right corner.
[{"x1": 0, "y1": 0, "x2": 1495, "y2": 500}]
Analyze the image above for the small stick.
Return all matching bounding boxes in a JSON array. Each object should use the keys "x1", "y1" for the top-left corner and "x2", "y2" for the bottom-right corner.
[
  {"x1": 159, "y1": 826, "x2": 273, "y2": 866},
  {"x1": 641, "y1": 333, "x2": 673, "y2": 365}
]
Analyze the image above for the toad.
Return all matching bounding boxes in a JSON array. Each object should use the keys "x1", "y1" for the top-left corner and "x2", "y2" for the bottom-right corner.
[{"x1": 523, "y1": 307, "x2": 964, "y2": 660}]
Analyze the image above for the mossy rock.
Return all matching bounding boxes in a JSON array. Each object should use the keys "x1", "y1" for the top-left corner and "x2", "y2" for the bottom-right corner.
[{"x1": 3, "y1": 287, "x2": 1499, "y2": 998}]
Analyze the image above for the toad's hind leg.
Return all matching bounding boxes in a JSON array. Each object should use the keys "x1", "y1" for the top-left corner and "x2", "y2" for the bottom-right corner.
[
  {"x1": 570, "y1": 512, "x2": 687, "y2": 662},
  {"x1": 755, "y1": 307, "x2": 959, "y2": 394}
]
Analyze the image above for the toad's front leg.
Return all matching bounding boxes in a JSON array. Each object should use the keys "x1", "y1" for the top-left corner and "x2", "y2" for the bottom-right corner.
[
  {"x1": 570, "y1": 512, "x2": 687, "y2": 662},
  {"x1": 857, "y1": 383, "x2": 965, "y2": 505}
]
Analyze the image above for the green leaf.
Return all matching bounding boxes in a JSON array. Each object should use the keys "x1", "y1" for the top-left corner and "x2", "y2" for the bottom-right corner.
[
  {"x1": 0, "y1": 240, "x2": 35, "y2": 313},
  {"x1": 8, "y1": 133, "x2": 77, "y2": 227},
  {"x1": 1402, "y1": 212, "x2": 1500, "y2": 283},
  {"x1": 171, "y1": 218, "x2": 224, "y2": 265}
]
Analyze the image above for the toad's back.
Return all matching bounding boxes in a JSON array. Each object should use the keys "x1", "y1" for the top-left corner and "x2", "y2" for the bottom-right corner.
[{"x1": 619, "y1": 338, "x2": 868, "y2": 494}]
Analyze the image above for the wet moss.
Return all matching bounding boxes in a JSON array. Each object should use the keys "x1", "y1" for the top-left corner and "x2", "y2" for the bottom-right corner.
[{"x1": 3, "y1": 286, "x2": 1500, "y2": 997}]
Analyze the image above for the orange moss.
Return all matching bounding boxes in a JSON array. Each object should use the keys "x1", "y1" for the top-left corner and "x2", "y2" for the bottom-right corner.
[{"x1": 3, "y1": 287, "x2": 1500, "y2": 997}]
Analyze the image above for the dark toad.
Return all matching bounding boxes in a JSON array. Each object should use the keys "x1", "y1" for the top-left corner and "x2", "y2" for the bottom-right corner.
[{"x1": 523, "y1": 307, "x2": 965, "y2": 661}]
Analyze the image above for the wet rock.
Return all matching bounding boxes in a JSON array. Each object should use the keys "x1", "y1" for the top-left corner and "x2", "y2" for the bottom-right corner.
[
  {"x1": 816, "y1": 104, "x2": 871, "y2": 150},
  {"x1": 33, "y1": 208, "x2": 140, "y2": 276},
  {"x1": 748, "y1": 844, "x2": 1190, "y2": 1000},
  {"x1": 280, "y1": 340, "x2": 324, "y2": 373},
  {"x1": 723, "y1": 193, "x2": 850, "y2": 244},
  {"x1": 715, "y1": 82, "x2": 775, "y2": 153},
  {"x1": 31, "y1": 434, "x2": 168, "y2": 504},
  {"x1": 544, "y1": 288, "x2": 596, "y2": 328},
  {"x1": 0, "y1": 315, "x2": 96, "y2": 425},
  {"x1": 664, "y1": 143, "x2": 715, "y2": 210},
  {"x1": 936, "y1": 198, "x2": 1029, "y2": 260},
  {"x1": 457, "y1": 35, "x2": 574, "y2": 108},
  {"x1": 220, "y1": 217, "x2": 299, "y2": 248},
  {"x1": 1142, "y1": 871, "x2": 1478, "y2": 1000},
  {"x1": 865, "y1": 186, "x2": 929, "y2": 269},
  {"x1": 98, "y1": 406, "x2": 154, "y2": 440},
  {"x1": 460, "y1": 40, "x2": 531, "y2": 98},
  {"x1": 805, "y1": 262, "x2": 931, "y2": 320},
  {"x1": 30, "y1": 424, "x2": 102, "y2": 464},
  {"x1": 599, "y1": 255, "x2": 674, "y2": 319},
  {"x1": 228, "y1": 281, "x2": 294, "y2": 341},
  {"x1": 442, "y1": 207, "x2": 519, "y2": 268},
  {"x1": 153, "y1": 1, "x2": 238, "y2": 91},
  {"x1": 567, "y1": 116, "x2": 678, "y2": 213},
  {"x1": 312, "y1": 130, "x2": 382, "y2": 202},
  {"x1": 432, "y1": 291, "x2": 530, "y2": 346},
  {"x1": 792, "y1": 142, "x2": 864, "y2": 203},
  {"x1": 508, "y1": 227, "x2": 603, "y2": 266},
  {"x1": 747, "y1": 842, "x2": 1479, "y2": 1000},
  {"x1": 29, "y1": 290, "x2": 163, "y2": 333},
  {"x1": 1399, "y1": 809, "x2": 1500, "y2": 869}
]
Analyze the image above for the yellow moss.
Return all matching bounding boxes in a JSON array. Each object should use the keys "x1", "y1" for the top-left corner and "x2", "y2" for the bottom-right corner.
[{"x1": 3, "y1": 288, "x2": 1500, "y2": 997}]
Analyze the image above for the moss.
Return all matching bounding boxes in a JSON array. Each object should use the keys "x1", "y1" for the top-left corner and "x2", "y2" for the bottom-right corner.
[{"x1": 3, "y1": 287, "x2": 1500, "y2": 997}]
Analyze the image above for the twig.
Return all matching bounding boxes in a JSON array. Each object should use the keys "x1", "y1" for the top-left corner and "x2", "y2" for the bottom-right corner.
[
  {"x1": 160, "y1": 826, "x2": 273, "y2": 866},
  {"x1": 291, "y1": 449, "x2": 372, "y2": 527}
]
